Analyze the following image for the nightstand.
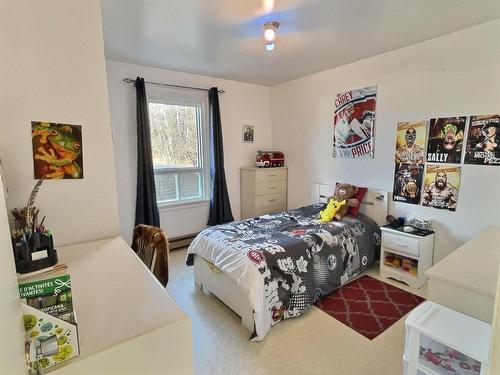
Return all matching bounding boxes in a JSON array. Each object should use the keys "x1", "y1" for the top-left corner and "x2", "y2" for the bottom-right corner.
[{"x1": 380, "y1": 225, "x2": 435, "y2": 289}]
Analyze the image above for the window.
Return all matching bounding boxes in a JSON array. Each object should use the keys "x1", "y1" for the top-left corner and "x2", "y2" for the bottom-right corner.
[{"x1": 148, "y1": 96, "x2": 208, "y2": 205}]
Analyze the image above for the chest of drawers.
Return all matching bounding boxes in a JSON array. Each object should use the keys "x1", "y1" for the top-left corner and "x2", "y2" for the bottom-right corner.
[{"x1": 240, "y1": 167, "x2": 287, "y2": 219}]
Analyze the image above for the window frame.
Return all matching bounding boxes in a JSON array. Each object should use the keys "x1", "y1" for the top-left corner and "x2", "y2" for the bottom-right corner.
[{"x1": 147, "y1": 90, "x2": 210, "y2": 208}]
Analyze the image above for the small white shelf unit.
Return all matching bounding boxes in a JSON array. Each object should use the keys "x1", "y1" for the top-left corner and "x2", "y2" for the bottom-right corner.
[
  {"x1": 380, "y1": 226, "x2": 434, "y2": 289},
  {"x1": 404, "y1": 301, "x2": 491, "y2": 375}
]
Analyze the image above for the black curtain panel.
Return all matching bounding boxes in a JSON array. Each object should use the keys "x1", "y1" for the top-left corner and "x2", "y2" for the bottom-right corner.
[
  {"x1": 207, "y1": 87, "x2": 234, "y2": 225},
  {"x1": 134, "y1": 77, "x2": 160, "y2": 227}
]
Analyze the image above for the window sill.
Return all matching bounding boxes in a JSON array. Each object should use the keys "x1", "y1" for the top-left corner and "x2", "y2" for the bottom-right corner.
[{"x1": 157, "y1": 199, "x2": 210, "y2": 212}]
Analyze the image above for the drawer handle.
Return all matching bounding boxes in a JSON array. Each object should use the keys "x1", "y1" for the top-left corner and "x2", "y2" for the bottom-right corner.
[
  {"x1": 268, "y1": 174, "x2": 276, "y2": 177},
  {"x1": 394, "y1": 241, "x2": 408, "y2": 247},
  {"x1": 268, "y1": 199, "x2": 277, "y2": 202},
  {"x1": 269, "y1": 187, "x2": 276, "y2": 190}
]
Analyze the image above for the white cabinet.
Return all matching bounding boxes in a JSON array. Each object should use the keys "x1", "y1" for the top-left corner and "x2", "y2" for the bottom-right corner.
[
  {"x1": 380, "y1": 226, "x2": 434, "y2": 288},
  {"x1": 404, "y1": 301, "x2": 491, "y2": 375},
  {"x1": 241, "y1": 167, "x2": 287, "y2": 219}
]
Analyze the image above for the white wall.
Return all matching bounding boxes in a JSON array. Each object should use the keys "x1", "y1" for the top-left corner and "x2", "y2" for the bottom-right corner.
[
  {"x1": 0, "y1": 0, "x2": 120, "y2": 247},
  {"x1": 271, "y1": 20, "x2": 500, "y2": 262},
  {"x1": 0, "y1": 0, "x2": 118, "y2": 371},
  {"x1": 0, "y1": 177, "x2": 26, "y2": 374},
  {"x1": 106, "y1": 60, "x2": 272, "y2": 242}
]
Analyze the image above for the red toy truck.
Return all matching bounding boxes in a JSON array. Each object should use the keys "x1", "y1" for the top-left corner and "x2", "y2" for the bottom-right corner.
[{"x1": 256, "y1": 151, "x2": 285, "y2": 168}]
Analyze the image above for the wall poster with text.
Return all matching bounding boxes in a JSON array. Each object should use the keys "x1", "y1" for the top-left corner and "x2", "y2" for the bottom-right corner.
[
  {"x1": 393, "y1": 163, "x2": 424, "y2": 205},
  {"x1": 395, "y1": 121, "x2": 427, "y2": 164},
  {"x1": 426, "y1": 117, "x2": 466, "y2": 164},
  {"x1": 421, "y1": 164, "x2": 461, "y2": 211},
  {"x1": 464, "y1": 114, "x2": 500, "y2": 166},
  {"x1": 333, "y1": 85, "x2": 376, "y2": 159}
]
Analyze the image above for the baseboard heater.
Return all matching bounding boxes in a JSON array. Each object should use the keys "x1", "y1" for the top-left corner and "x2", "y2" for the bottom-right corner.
[{"x1": 168, "y1": 233, "x2": 198, "y2": 250}]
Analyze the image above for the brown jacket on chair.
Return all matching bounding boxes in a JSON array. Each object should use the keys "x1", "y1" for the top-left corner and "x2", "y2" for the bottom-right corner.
[{"x1": 131, "y1": 224, "x2": 169, "y2": 286}]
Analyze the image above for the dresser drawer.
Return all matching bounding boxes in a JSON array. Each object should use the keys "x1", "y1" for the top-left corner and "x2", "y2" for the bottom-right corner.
[
  {"x1": 255, "y1": 193, "x2": 286, "y2": 209},
  {"x1": 255, "y1": 180, "x2": 286, "y2": 196},
  {"x1": 255, "y1": 168, "x2": 286, "y2": 183},
  {"x1": 382, "y1": 232, "x2": 420, "y2": 257}
]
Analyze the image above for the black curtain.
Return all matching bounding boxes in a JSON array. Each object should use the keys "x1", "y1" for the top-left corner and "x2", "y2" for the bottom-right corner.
[
  {"x1": 134, "y1": 77, "x2": 160, "y2": 227},
  {"x1": 207, "y1": 87, "x2": 234, "y2": 225}
]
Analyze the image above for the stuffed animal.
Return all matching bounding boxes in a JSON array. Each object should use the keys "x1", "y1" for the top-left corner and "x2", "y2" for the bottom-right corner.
[
  {"x1": 319, "y1": 199, "x2": 346, "y2": 222},
  {"x1": 328, "y1": 183, "x2": 360, "y2": 221}
]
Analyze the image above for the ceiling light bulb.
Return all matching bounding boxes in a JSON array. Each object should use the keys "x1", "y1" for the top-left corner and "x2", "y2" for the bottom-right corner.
[
  {"x1": 263, "y1": 22, "x2": 279, "y2": 52},
  {"x1": 264, "y1": 28, "x2": 276, "y2": 42}
]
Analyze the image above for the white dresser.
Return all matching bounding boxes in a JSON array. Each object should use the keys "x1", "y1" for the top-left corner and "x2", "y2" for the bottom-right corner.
[
  {"x1": 240, "y1": 167, "x2": 287, "y2": 219},
  {"x1": 425, "y1": 225, "x2": 500, "y2": 323}
]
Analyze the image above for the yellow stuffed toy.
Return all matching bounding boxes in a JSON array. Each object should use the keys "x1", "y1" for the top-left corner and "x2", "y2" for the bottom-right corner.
[{"x1": 319, "y1": 199, "x2": 346, "y2": 222}]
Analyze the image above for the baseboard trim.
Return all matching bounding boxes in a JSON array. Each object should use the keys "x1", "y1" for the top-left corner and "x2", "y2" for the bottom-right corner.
[{"x1": 168, "y1": 233, "x2": 198, "y2": 250}]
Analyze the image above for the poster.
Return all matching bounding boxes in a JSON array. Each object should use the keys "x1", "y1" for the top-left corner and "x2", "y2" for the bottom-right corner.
[
  {"x1": 32, "y1": 122, "x2": 83, "y2": 179},
  {"x1": 393, "y1": 163, "x2": 424, "y2": 205},
  {"x1": 464, "y1": 114, "x2": 500, "y2": 166},
  {"x1": 395, "y1": 121, "x2": 427, "y2": 164},
  {"x1": 333, "y1": 86, "x2": 376, "y2": 159},
  {"x1": 426, "y1": 117, "x2": 466, "y2": 164},
  {"x1": 242, "y1": 125, "x2": 254, "y2": 143},
  {"x1": 421, "y1": 165, "x2": 461, "y2": 211}
]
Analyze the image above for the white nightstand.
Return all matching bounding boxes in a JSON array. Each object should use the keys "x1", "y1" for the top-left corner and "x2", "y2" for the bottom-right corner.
[{"x1": 380, "y1": 226, "x2": 435, "y2": 289}]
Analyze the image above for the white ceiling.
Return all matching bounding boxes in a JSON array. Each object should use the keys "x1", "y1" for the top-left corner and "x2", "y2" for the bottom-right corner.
[{"x1": 102, "y1": 0, "x2": 500, "y2": 86}]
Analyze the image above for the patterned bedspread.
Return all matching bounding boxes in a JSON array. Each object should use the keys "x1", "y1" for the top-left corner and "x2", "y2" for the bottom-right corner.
[{"x1": 186, "y1": 204, "x2": 381, "y2": 341}]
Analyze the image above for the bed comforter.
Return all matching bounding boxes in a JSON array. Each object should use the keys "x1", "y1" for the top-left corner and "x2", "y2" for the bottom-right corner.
[{"x1": 186, "y1": 204, "x2": 381, "y2": 341}]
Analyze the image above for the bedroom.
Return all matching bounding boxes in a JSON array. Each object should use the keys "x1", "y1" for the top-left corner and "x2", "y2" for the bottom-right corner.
[{"x1": 1, "y1": 0, "x2": 500, "y2": 374}]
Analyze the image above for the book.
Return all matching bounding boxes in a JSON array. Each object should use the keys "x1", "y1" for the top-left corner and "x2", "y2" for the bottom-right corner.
[
  {"x1": 18, "y1": 264, "x2": 80, "y2": 373},
  {"x1": 18, "y1": 263, "x2": 75, "y2": 324}
]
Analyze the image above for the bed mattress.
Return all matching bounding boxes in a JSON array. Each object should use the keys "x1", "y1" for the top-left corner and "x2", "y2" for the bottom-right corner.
[{"x1": 186, "y1": 204, "x2": 381, "y2": 340}]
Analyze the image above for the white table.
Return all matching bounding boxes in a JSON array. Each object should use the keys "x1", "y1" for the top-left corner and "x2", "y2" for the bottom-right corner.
[
  {"x1": 48, "y1": 237, "x2": 193, "y2": 374},
  {"x1": 426, "y1": 225, "x2": 500, "y2": 323}
]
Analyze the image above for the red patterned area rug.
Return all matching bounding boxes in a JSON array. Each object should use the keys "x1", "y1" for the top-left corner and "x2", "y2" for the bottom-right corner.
[{"x1": 315, "y1": 275, "x2": 424, "y2": 340}]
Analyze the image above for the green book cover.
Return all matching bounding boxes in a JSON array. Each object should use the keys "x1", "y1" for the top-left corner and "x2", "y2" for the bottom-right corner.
[{"x1": 19, "y1": 274, "x2": 75, "y2": 324}]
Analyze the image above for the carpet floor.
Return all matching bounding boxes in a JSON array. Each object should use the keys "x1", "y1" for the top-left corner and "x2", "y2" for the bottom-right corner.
[{"x1": 167, "y1": 248, "x2": 428, "y2": 375}]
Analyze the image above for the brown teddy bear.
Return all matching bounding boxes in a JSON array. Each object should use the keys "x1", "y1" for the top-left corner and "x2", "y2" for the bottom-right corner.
[{"x1": 328, "y1": 183, "x2": 359, "y2": 221}]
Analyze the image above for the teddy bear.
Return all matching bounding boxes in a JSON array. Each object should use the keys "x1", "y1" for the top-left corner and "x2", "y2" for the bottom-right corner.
[{"x1": 327, "y1": 183, "x2": 359, "y2": 221}]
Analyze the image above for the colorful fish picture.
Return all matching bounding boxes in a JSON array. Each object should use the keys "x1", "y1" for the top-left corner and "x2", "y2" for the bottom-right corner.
[{"x1": 32, "y1": 122, "x2": 83, "y2": 179}]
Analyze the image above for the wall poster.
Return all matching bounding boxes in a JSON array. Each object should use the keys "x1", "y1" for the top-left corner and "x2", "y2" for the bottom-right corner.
[
  {"x1": 421, "y1": 164, "x2": 461, "y2": 211},
  {"x1": 333, "y1": 85, "x2": 376, "y2": 159},
  {"x1": 395, "y1": 121, "x2": 427, "y2": 164},
  {"x1": 426, "y1": 117, "x2": 466, "y2": 164},
  {"x1": 393, "y1": 163, "x2": 424, "y2": 205},
  {"x1": 464, "y1": 114, "x2": 500, "y2": 166},
  {"x1": 32, "y1": 121, "x2": 84, "y2": 179}
]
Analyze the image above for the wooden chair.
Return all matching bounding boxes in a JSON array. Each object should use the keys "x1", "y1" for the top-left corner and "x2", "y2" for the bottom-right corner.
[{"x1": 131, "y1": 224, "x2": 169, "y2": 286}]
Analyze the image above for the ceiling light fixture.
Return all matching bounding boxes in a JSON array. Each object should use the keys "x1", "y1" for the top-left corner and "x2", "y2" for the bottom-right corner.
[{"x1": 264, "y1": 21, "x2": 279, "y2": 51}]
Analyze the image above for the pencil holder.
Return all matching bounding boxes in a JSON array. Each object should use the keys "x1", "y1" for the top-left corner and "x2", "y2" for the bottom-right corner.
[{"x1": 12, "y1": 233, "x2": 58, "y2": 274}]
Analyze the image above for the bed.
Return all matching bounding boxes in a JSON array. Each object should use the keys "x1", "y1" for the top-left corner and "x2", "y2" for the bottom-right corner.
[{"x1": 187, "y1": 185, "x2": 388, "y2": 341}]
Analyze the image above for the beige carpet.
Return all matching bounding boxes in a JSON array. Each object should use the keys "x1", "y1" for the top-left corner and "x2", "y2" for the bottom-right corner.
[{"x1": 167, "y1": 248, "x2": 428, "y2": 375}]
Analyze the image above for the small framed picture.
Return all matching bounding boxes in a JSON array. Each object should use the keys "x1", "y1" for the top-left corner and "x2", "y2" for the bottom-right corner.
[{"x1": 242, "y1": 125, "x2": 254, "y2": 143}]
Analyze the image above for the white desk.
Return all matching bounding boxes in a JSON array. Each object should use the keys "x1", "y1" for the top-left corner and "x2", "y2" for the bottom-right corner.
[
  {"x1": 48, "y1": 237, "x2": 193, "y2": 374},
  {"x1": 426, "y1": 225, "x2": 500, "y2": 323}
]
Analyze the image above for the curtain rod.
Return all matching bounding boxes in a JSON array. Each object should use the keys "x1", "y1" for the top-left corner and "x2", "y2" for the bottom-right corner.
[{"x1": 123, "y1": 78, "x2": 225, "y2": 94}]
